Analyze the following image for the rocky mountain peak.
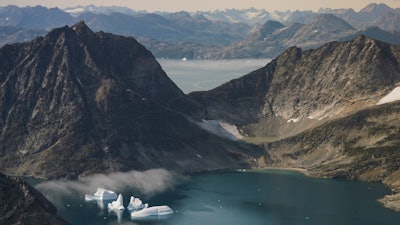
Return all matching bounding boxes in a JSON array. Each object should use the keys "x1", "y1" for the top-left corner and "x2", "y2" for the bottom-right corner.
[
  {"x1": 71, "y1": 20, "x2": 94, "y2": 37},
  {"x1": 360, "y1": 3, "x2": 393, "y2": 14},
  {"x1": 0, "y1": 23, "x2": 260, "y2": 178}
]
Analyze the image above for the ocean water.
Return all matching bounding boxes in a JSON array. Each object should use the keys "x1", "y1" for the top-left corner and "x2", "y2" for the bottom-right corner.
[
  {"x1": 33, "y1": 170, "x2": 400, "y2": 225},
  {"x1": 158, "y1": 59, "x2": 270, "y2": 93}
]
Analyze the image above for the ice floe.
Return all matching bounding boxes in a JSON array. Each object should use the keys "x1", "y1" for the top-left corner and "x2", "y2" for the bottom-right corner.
[
  {"x1": 131, "y1": 205, "x2": 174, "y2": 218},
  {"x1": 85, "y1": 188, "x2": 117, "y2": 201},
  {"x1": 127, "y1": 196, "x2": 147, "y2": 211},
  {"x1": 108, "y1": 194, "x2": 125, "y2": 211}
]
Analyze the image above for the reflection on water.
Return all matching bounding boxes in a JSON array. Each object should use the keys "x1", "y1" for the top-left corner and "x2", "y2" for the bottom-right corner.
[{"x1": 30, "y1": 170, "x2": 400, "y2": 225}]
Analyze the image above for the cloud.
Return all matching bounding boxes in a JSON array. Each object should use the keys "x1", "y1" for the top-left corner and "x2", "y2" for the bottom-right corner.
[{"x1": 35, "y1": 169, "x2": 185, "y2": 200}]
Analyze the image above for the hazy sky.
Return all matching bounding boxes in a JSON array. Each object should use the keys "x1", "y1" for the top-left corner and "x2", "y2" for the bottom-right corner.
[{"x1": 2, "y1": 0, "x2": 400, "y2": 12}]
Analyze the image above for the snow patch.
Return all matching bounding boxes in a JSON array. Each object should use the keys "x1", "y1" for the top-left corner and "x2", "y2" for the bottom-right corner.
[
  {"x1": 65, "y1": 7, "x2": 85, "y2": 14},
  {"x1": 377, "y1": 87, "x2": 400, "y2": 105},
  {"x1": 197, "y1": 120, "x2": 243, "y2": 141},
  {"x1": 287, "y1": 118, "x2": 300, "y2": 123}
]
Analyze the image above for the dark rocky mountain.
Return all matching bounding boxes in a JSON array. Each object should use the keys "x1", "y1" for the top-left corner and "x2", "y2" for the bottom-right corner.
[
  {"x1": 0, "y1": 172, "x2": 70, "y2": 225},
  {"x1": 190, "y1": 35, "x2": 400, "y2": 138},
  {"x1": 0, "y1": 21, "x2": 261, "y2": 179},
  {"x1": 189, "y1": 35, "x2": 400, "y2": 210}
]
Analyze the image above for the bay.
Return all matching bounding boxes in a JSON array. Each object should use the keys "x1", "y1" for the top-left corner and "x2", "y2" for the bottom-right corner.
[
  {"x1": 32, "y1": 170, "x2": 400, "y2": 225},
  {"x1": 158, "y1": 59, "x2": 270, "y2": 94}
]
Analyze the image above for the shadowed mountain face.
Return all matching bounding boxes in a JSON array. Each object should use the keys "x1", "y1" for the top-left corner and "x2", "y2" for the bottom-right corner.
[
  {"x1": 0, "y1": 172, "x2": 70, "y2": 225},
  {"x1": 0, "y1": 21, "x2": 261, "y2": 179}
]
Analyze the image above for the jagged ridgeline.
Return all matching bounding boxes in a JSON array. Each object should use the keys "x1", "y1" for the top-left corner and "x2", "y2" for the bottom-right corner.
[{"x1": 0, "y1": 21, "x2": 261, "y2": 178}]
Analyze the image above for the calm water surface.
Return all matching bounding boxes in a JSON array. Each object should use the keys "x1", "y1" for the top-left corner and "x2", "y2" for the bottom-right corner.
[
  {"x1": 33, "y1": 170, "x2": 400, "y2": 225},
  {"x1": 159, "y1": 59, "x2": 270, "y2": 93}
]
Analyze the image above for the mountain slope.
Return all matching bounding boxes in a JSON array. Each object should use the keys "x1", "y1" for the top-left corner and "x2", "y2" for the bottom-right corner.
[
  {"x1": 190, "y1": 35, "x2": 400, "y2": 139},
  {"x1": 262, "y1": 101, "x2": 400, "y2": 211},
  {"x1": 0, "y1": 173, "x2": 70, "y2": 225},
  {"x1": 0, "y1": 21, "x2": 261, "y2": 178}
]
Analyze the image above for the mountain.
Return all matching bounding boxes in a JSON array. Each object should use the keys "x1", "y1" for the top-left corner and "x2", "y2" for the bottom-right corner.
[
  {"x1": 190, "y1": 35, "x2": 400, "y2": 137},
  {"x1": 0, "y1": 173, "x2": 70, "y2": 225},
  {"x1": 199, "y1": 8, "x2": 271, "y2": 24},
  {"x1": 287, "y1": 14, "x2": 355, "y2": 45},
  {"x1": 1, "y1": 4, "x2": 400, "y2": 59},
  {"x1": 0, "y1": 26, "x2": 46, "y2": 46},
  {"x1": 0, "y1": 5, "x2": 73, "y2": 29},
  {"x1": 189, "y1": 35, "x2": 400, "y2": 210},
  {"x1": 0, "y1": 21, "x2": 261, "y2": 179},
  {"x1": 351, "y1": 26, "x2": 400, "y2": 45},
  {"x1": 371, "y1": 12, "x2": 400, "y2": 31},
  {"x1": 203, "y1": 14, "x2": 356, "y2": 59}
]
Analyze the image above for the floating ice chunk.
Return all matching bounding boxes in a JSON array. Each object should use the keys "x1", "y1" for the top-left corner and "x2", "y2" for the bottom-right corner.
[
  {"x1": 108, "y1": 194, "x2": 125, "y2": 211},
  {"x1": 85, "y1": 188, "x2": 117, "y2": 201},
  {"x1": 131, "y1": 205, "x2": 173, "y2": 218},
  {"x1": 127, "y1": 196, "x2": 146, "y2": 211},
  {"x1": 377, "y1": 87, "x2": 400, "y2": 105}
]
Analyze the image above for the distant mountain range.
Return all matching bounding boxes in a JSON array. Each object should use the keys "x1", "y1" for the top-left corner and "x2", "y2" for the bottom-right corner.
[{"x1": 1, "y1": 3, "x2": 400, "y2": 59}]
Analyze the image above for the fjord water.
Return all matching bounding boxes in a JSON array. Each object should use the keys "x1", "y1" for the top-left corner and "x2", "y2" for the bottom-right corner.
[
  {"x1": 34, "y1": 170, "x2": 400, "y2": 225},
  {"x1": 159, "y1": 59, "x2": 269, "y2": 93}
]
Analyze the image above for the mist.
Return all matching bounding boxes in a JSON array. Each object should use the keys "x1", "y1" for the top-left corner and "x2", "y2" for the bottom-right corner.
[{"x1": 35, "y1": 169, "x2": 185, "y2": 201}]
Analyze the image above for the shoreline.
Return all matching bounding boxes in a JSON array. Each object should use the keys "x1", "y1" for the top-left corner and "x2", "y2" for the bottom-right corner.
[{"x1": 245, "y1": 166, "x2": 311, "y2": 176}]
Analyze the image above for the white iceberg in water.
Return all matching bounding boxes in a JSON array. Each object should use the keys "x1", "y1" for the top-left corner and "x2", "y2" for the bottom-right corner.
[
  {"x1": 127, "y1": 196, "x2": 147, "y2": 211},
  {"x1": 85, "y1": 188, "x2": 118, "y2": 201},
  {"x1": 131, "y1": 205, "x2": 174, "y2": 218},
  {"x1": 108, "y1": 194, "x2": 125, "y2": 211}
]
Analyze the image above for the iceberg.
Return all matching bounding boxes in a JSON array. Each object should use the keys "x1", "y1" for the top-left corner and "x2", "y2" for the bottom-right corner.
[
  {"x1": 108, "y1": 194, "x2": 125, "y2": 211},
  {"x1": 131, "y1": 205, "x2": 174, "y2": 218},
  {"x1": 85, "y1": 188, "x2": 118, "y2": 201},
  {"x1": 127, "y1": 196, "x2": 147, "y2": 211}
]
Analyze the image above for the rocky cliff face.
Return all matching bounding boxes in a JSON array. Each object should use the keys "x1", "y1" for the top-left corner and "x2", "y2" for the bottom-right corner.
[
  {"x1": 0, "y1": 21, "x2": 261, "y2": 179},
  {"x1": 191, "y1": 35, "x2": 400, "y2": 139},
  {"x1": 0, "y1": 173, "x2": 69, "y2": 225}
]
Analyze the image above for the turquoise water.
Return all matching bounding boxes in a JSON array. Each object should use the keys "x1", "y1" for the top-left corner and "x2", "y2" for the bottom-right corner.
[{"x1": 33, "y1": 170, "x2": 400, "y2": 225}]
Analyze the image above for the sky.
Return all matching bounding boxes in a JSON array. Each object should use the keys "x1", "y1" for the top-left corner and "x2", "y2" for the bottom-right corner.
[{"x1": 2, "y1": 0, "x2": 400, "y2": 12}]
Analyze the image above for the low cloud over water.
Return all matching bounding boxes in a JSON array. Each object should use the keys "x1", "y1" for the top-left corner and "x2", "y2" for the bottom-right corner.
[{"x1": 35, "y1": 169, "x2": 184, "y2": 199}]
